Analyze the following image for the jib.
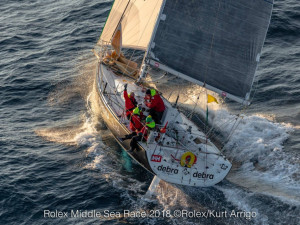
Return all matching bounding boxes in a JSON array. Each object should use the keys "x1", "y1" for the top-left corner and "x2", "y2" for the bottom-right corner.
[
  {"x1": 193, "y1": 172, "x2": 214, "y2": 179},
  {"x1": 157, "y1": 165, "x2": 178, "y2": 174}
]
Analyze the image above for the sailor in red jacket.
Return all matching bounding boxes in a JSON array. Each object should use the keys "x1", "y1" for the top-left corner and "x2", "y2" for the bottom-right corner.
[
  {"x1": 145, "y1": 89, "x2": 165, "y2": 124},
  {"x1": 138, "y1": 115, "x2": 155, "y2": 141},
  {"x1": 118, "y1": 115, "x2": 156, "y2": 152},
  {"x1": 129, "y1": 115, "x2": 156, "y2": 152},
  {"x1": 123, "y1": 83, "x2": 137, "y2": 119},
  {"x1": 129, "y1": 107, "x2": 143, "y2": 132}
]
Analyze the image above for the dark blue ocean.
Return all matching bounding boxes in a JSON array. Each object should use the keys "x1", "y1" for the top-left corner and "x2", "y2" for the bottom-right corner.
[{"x1": 0, "y1": 0, "x2": 299, "y2": 224}]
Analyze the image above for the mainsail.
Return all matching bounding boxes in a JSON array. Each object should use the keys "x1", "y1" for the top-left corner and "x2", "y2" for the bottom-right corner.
[
  {"x1": 99, "y1": 0, "x2": 273, "y2": 104},
  {"x1": 149, "y1": 0, "x2": 274, "y2": 104}
]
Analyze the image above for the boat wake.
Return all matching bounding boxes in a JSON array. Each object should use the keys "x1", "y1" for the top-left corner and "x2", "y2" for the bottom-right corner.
[
  {"x1": 35, "y1": 113, "x2": 98, "y2": 145},
  {"x1": 35, "y1": 53, "x2": 101, "y2": 145},
  {"x1": 215, "y1": 112, "x2": 300, "y2": 202}
]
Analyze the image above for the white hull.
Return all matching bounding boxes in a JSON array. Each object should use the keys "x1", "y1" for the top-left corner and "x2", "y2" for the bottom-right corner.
[{"x1": 96, "y1": 62, "x2": 231, "y2": 187}]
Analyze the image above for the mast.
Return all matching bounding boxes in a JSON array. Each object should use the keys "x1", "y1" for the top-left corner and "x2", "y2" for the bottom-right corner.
[{"x1": 137, "y1": 0, "x2": 167, "y2": 82}]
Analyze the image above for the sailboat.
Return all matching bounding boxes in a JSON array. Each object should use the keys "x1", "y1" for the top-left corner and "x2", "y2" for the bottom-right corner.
[{"x1": 93, "y1": 0, "x2": 273, "y2": 187}]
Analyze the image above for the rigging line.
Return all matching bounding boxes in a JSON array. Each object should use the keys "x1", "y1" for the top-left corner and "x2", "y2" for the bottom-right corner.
[
  {"x1": 119, "y1": 0, "x2": 162, "y2": 79},
  {"x1": 208, "y1": 113, "x2": 241, "y2": 146},
  {"x1": 221, "y1": 105, "x2": 249, "y2": 145},
  {"x1": 227, "y1": 116, "x2": 242, "y2": 139},
  {"x1": 209, "y1": 109, "x2": 246, "y2": 151},
  {"x1": 208, "y1": 117, "x2": 235, "y2": 137},
  {"x1": 204, "y1": 100, "x2": 223, "y2": 140},
  {"x1": 203, "y1": 91, "x2": 248, "y2": 151},
  {"x1": 188, "y1": 87, "x2": 203, "y2": 119},
  {"x1": 109, "y1": 0, "x2": 131, "y2": 45},
  {"x1": 205, "y1": 88, "x2": 209, "y2": 137},
  {"x1": 138, "y1": 0, "x2": 167, "y2": 83},
  {"x1": 97, "y1": 0, "x2": 123, "y2": 43},
  {"x1": 207, "y1": 117, "x2": 239, "y2": 144},
  {"x1": 205, "y1": 107, "x2": 238, "y2": 136},
  {"x1": 246, "y1": 73, "x2": 261, "y2": 110},
  {"x1": 133, "y1": 0, "x2": 163, "y2": 71},
  {"x1": 146, "y1": 72, "x2": 167, "y2": 83},
  {"x1": 167, "y1": 88, "x2": 175, "y2": 101},
  {"x1": 203, "y1": 88, "x2": 208, "y2": 176},
  {"x1": 114, "y1": 0, "x2": 138, "y2": 77},
  {"x1": 220, "y1": 118, "x2": 242, "y2": 154},
  {"x1": 119, "y1": 0, "x2": 160, "y2": 41},
  {"x1": 206, "y1": 99, "x2": 244, "y2": 141},
  {"x1": 193, "y1": 114, "x2": 208, "y2": 129}
]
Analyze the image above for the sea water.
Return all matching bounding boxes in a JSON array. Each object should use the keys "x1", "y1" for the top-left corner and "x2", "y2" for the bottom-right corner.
[{"x1": 0, "y1": 0, "x2": 299, "y2": 224}]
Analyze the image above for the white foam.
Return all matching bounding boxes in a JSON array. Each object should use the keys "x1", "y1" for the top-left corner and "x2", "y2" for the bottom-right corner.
[
  {"x1": 35, "y1": 114, "x2": 98, "y2": 145},
  {"x1": 73, "y1": 116, "x2": 97, "y2": 146},
  {"x1": 215, "y1": 112, "x2": 297, "y2": 185}
]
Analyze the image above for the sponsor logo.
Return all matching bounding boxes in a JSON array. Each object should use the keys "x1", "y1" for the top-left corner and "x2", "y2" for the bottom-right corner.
[
  {"x1": 220, "y1": 164, "x2": 228, "y2": 170},
  {"x1": 222, "y1": 92, "x2": 227, "y2": 97},
  {"x1": 193, "y1": 172, "x2": 214, "y2": 179},
  {"x1": 157, "y1": 165, "x2": 178, "y2": 174},
  {"x1": 151, "y1": 155, "x2": 162, "y2": 162},
  {"x1": 155, "y1": 62, "x2": 160, "y2": 68},
  {"x1": 183, "y1": 168, "x2": 189, "y2": 175}
]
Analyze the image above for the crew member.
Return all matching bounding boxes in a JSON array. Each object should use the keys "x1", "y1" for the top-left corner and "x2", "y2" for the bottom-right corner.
[
  {"x1": 123, "y1": 83, "x2": 137, "y2": 119},
  {"x1": 129, "y1": 115, "x2": 156, "y2": 152},
  {"x1": 119, "y1": 115, "x2": 156, "y2": 152},
  {"x1": 129, "y1": 107, "x2": 143, "y2": 132},
  {"x1": 145, "y1": 89, "x2": 165, "y2": 124}
]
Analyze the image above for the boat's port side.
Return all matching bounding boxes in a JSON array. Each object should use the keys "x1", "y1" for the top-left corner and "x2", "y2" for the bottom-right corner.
[{"x1": 95, "y1": 62, "x2": 154, "y2": 173}]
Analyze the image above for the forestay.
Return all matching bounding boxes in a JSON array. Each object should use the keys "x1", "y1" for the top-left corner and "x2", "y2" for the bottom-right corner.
[
  {"x1": 149, "y1": 0, "x2": 273, "y2": 103},
  {"x1": 99, "y1": 0, "x2": 163, "y2": 50}
]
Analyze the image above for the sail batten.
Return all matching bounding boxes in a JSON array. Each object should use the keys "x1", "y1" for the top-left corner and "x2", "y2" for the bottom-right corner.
[{"x1": 149, "y1": 0, "x2": 273, "y2": 102}]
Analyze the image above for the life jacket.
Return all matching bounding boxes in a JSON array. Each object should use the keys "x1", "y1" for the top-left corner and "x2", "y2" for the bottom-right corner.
[{"x1": 139, "y1": 121, "x2": 155, "y2": 141}]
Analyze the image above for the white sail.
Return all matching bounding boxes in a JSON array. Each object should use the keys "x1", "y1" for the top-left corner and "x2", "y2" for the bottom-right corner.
[{"x1": 99, "y1": 0, "x2": 163, "y2": 50}]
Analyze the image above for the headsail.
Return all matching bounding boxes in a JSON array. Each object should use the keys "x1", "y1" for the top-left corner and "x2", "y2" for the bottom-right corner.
[
  {"x1": 99, "y1": 0, "x2": 164, "y2": 50},
  {"x1": 149, "y1": 0, "x2": 274, "y2": 104}
]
